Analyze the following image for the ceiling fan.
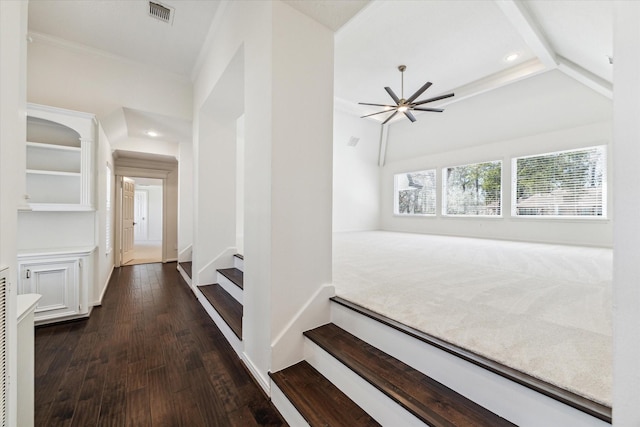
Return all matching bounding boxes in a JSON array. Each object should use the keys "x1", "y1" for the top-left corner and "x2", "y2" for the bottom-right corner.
[{"x1": 359, "y1": 65, "x2": 455, "y2": 125}]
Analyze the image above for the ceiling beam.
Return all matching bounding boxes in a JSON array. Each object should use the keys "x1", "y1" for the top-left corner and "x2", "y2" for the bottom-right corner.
[
  {"x1": 496, "y1": 0, "x2": 612, "y2": 99},
  {"x1": 495, "y1": 0, "x2": 557, "y2": 69},
  {"x1": 557, "y1": 56, "x2": 613, "y2": 99}
]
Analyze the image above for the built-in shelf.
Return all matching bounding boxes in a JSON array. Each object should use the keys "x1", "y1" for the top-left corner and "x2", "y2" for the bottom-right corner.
[{"x1": 25, "y1": 103, "x2": 95, "y2": 210}]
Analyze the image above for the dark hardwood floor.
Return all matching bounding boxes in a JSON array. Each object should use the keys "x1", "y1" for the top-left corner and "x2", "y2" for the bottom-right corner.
[{"x1": 34, "y1": 262, "x2": 286, "y2": 427}]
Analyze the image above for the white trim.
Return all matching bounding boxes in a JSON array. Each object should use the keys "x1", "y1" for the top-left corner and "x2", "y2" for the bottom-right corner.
[
  {"x1": 194, "y1": 286, "x2": 243, "y2": 356},
  {"x1": 270, "y1": 381, "x2": 310, "y2": 427},
  {"x1": 196, "y1": 247, "x2": 236, "y2": 286},
  {"x1": 331, "y1": 302, "x2": 608, "y2": 427},
  {"x1": 93, "y1": 264, "x2": 114, "y2": 306},
  {"x1": 270, "y1": 284, "x2": 335, "y2": 372},
  {"x1": 241, "y1": 352, "x2": 271, "y2": 396}
]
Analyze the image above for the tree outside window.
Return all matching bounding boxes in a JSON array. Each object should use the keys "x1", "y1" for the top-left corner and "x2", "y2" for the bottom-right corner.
[
  {"x1": 443, "y1": 161, "x2": 502, "y2": 216},
  {"x1": 513, "y1": 146, "x2": 606, "y2": 217},
  {"x1": 395, "y1": 169, "x2": 436, "y2": 215}
]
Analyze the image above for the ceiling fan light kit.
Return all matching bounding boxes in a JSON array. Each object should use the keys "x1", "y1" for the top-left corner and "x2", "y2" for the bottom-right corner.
[{"x1": 359, "y1": 65, "x2": 454, "y2": 124}]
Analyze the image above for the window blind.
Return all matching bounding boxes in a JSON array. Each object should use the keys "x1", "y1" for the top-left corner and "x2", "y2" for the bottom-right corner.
[
  {"x1": 443, "y1": 160, "x2": 502, "y2": 216},
  {"x1": 512, "y1": 146, "x2": 606, "y2": 217},
  {"x1": 395, "y1": 169, "x2": 437, "y2": 215}
]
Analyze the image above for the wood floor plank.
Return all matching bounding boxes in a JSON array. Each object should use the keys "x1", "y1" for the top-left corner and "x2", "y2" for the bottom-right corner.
[
  {"x1": 305, "y1": 323, "x2": 516, "y2": 427},
  {"x1": 197, "y1": 283, "x2": 243, "y2": 339},
  {"x1": 270, "y1": 361, "x2": 380, "y2": 427},
  {"x1": 35, "y1": 262, "x2": 285, "y2": 426}
]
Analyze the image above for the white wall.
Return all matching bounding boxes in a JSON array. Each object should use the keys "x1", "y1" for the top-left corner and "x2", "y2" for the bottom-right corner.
[
  {"x1": 612, "y1": 2, "x2": 640, "y2": 425},
  {"x1": 193, "y1": 0, "x2": 334, "y2": 389},
  {"x1": 0, "y1": 2, "x2": 28, "y2": 425},
  {"x1": 178, "y1": 141, "x2": 193, "y2": 261},
  {"x1": 333, "y1": 109, "x2": 381, "y2": 232},
  {"x1": 381, "y1": 121, "x2": 613, "y2": 247},
  {"x1": 143, "y1": 185, "x2": 163, "y2": 241},
  {"x1": 27, "y1": 35, "x2": 192, "y2": 121}
]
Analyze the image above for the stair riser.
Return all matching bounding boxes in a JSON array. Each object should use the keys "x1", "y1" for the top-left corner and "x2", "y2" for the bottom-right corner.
[
  {"x1": 270, "y1": 381, "x2": 311, "y2": 427},
  {"x1": 304, "y1": 338, "x2": 425, "y2": 427},
  {"x1": 331, "y1": 302, "x2": 608, "y2": 427},
  {"x1": 195, "y1": 287, "x2": 243, "y2": 357},
  {"x1": 217, "y1": 274, "x2": 243, "y2": 304},
  {"x1": 233, "y1": 256, "x2": 244, "y2": 272}
]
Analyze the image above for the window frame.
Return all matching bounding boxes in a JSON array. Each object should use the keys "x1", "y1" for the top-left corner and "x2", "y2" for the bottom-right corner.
[
  {"x1": 442, "y1": 160, "x2": 503, "y2": 218},
  {"x1": 511, "y1": 145, "x2": 607, "y2": 219},
  {"x1": 394, "y1": 169, "x2": 437, "y2": 216}
]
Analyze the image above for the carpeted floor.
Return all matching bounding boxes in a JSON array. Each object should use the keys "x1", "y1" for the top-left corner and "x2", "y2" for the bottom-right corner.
[
  {"x1": 123, "y1": 240, "x2": 162, "y2": 265},
  {"x1": 332, "y1": 231, "x2": 612, "y2": 406}
]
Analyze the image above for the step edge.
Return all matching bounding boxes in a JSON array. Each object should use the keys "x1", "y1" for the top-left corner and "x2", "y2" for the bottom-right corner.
[
  {"x1": 304, "y1": 324, "x2": 514, "y2": 427},
  {"x1": 197, "y1": 284, "x2": 243, "y2": 339},
  {"x1": 217, "y1": 267, "x2": 243, "y2": 289},
  {"x1": 330, "y1": 296, "x2": 611, "y2": 423}
]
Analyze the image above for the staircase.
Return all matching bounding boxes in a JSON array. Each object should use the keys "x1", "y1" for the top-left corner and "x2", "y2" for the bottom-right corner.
[
  {"x1": 271, "y1": 322, "x2": 515, "y2": 427},
  {"x1": 269, "y1": 295, "x2": 611, "y2": 427},
  {"x1": 184, "y1": 253, "x2": 610, "y2": 426},
  {"x1": 193, "y1": 254, "x2": 245, "y2": 356}
]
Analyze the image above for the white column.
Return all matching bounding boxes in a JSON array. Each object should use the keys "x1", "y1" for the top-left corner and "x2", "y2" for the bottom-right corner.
[{"x1": 612, "y1": 1, "x2": 640, "y2": 425}]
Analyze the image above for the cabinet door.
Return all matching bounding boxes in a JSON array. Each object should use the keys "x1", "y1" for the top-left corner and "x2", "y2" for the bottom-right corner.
[{"x1": 20, "y1": 260, "x2": 79, "y2": 321}]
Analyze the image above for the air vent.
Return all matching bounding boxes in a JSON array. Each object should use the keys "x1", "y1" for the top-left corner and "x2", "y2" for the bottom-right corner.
[{"x1": 149, "y1": 1, "x2": 174, "y2": 24}]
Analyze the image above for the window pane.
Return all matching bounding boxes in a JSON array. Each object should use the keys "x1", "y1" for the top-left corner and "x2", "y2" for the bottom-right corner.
[
  {"x1": 395, "y1": 170, "x2": 436, "y2": 215},
  {"x1": 443, "y1": 161, "x2": 501, "y2": 216},
  {"x1": 513, "y1": 146, "x2": 606, "y2": 217}
]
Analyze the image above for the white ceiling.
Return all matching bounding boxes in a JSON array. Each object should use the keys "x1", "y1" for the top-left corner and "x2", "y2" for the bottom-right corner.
[
  {"x1": 28, "y1": 0, "x2": 220, "y2": 77},
  {"x1": 27, "y1": 0, "x2": 614, "y2": 156}
]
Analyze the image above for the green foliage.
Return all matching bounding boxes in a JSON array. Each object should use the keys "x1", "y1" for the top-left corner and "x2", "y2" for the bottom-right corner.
[{"x1": 445, "y1": 161, "x2": 501, "y2": 215}]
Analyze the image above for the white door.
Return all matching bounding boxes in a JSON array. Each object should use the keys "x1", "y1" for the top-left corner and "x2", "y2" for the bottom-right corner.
[
  {"x1": 122, "y1": 177, "x2": 135, "y2": 265},
  {"x1": 134, "y1": 190, "x2": 148, "y2": 241}
]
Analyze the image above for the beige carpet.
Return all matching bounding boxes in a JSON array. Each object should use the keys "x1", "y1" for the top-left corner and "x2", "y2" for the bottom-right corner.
[
  {"x1": 124, "y1": 240, "x2": 162, "y2": 265},
  {"x1": 333, "y1": 231, "x2": 612, "y2": 406}
]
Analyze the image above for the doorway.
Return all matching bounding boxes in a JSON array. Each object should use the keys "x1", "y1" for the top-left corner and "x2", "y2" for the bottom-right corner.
[{"x1": 121, "y1": 176, "x2": 163, "y2": 265}]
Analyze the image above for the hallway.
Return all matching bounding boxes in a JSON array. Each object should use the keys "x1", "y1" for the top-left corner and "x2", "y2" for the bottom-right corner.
[{"x1": 34, "y1": 262, "x2": 286, "y2": 426}]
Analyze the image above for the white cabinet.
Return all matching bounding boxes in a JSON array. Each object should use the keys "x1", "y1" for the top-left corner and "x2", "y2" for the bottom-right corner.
[
  {"x1": 18, "y1": 248, "x2": 94, "y2": 324},
  {"x1": 25, "y1": 103, "x2": 95, "y2": 211}
]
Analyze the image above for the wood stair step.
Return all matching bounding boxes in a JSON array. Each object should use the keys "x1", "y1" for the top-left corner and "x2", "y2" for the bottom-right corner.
[
  {"x1": 217, "y1": 267, "x2": 243, "y2": 289},
  {"x1": 197, "y1": 284, "x2": 242, "y2": 339},
  {"x1": 270, "y1": 361, "x2": 381, "y2": 427},
  {"x1": 179, "y1": 261, "x2": 192, "y2": 278},
  {"x1": 304, "y1": 323, "x2": 516, "y2": 427}
]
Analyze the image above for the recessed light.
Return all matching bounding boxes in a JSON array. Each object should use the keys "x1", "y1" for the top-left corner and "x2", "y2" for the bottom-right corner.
[
  {"x1": 146, "y1": 130, "x2": 159, "y2": 137},
  {"x1": 504, "y1": 52, "x2": 520, "y2": 62}
]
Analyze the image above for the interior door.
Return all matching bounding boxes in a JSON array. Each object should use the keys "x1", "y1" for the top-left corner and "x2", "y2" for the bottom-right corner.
[
  {"x1": 122, "y1": 177, "x2": 135, "y2": 265},
  {"x1": 134, "y1": 190, "x2": 148, "y2": 241}
]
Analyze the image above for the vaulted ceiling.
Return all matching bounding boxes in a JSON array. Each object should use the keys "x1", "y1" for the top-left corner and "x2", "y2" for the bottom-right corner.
[{"x1": 27, "y1": 0, "x2": 614, "y2": 153}]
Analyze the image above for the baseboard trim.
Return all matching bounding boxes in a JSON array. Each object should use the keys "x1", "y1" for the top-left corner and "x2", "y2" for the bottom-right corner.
[{"x1": 93, "y1": 264, "x2": 115, "y2": 306}]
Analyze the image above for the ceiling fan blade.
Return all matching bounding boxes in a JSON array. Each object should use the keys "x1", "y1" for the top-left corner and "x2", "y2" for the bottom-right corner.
[
  {"x1": 413, "y1": 92, "x2": 455, "y2": 106},
  {"x1": 358, "y1": 102, "x2": 397, "y2": 108},
  {"x1": 384, "y1": 87, "x2": 400, "y2": 104},
  {"x1": 382, "y1": 110, "x2": 398, "y2": 125},
  {"x1": 406, "y1": 81, "x2": 432, "y2": 103},
  {"x1": 412, "y1": 107, "x2": 444, "y2": 113},
  {"x1": 404, "y1": 111, "x2": 417, "y2": 122},
  {"x1": 360, "y1": 109, "x2": 397, "y2": 118}
]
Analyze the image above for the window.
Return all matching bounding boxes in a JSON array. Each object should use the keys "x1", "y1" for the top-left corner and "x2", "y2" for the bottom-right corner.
[
  {"x1": 106, "y1": 163, "x2": 113, "y2": 253},
  {"x1": 395, "y1": 170, "x2": 436, "y2": 215},
  {"x1": 443, "y1": 161, "x2": 502, "y2": 216},
  {"x1": 512, "y1": 146, "x2": 606, "y2": 217}
]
